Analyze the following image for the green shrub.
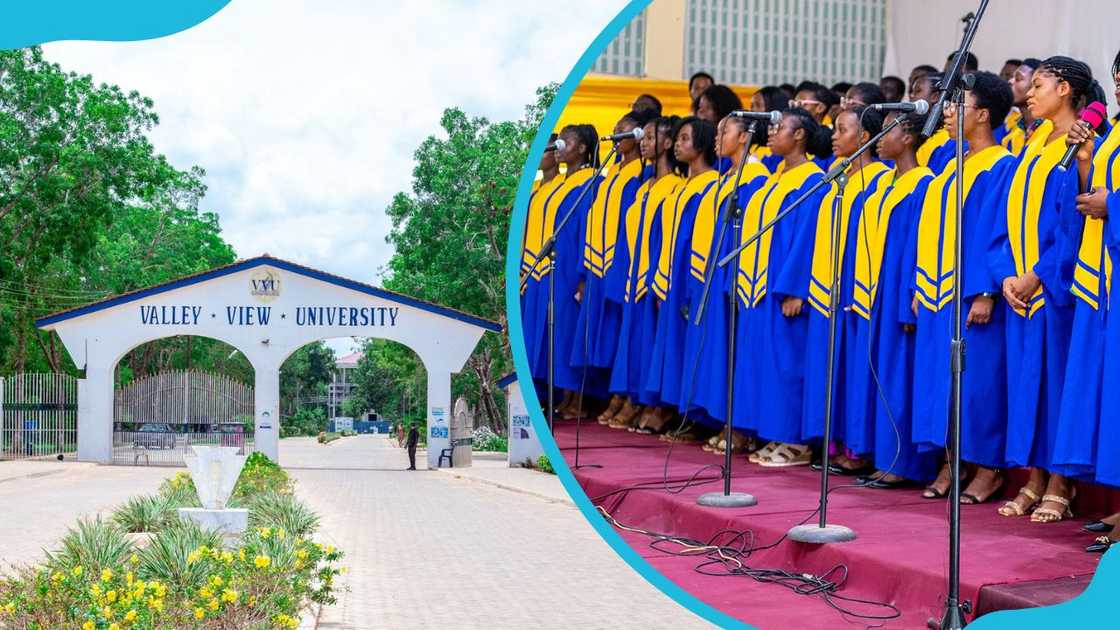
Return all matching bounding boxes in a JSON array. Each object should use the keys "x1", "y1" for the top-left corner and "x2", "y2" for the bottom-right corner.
[
  {"x1": 472, "y1": 427, "x2": 508, "y2": 452},
  {"x1": 537, "y1": 455, "x2": 555, "y2": 474},
  {"x1": 45, "y1": 517, "x2": 132, "y2": 574},
  {"x1": 112, "y1": 495, "x2": 176, "y2": 533},
  {"x1": 137, "y1": 520, "x2": 223, "y2": 591},
  {"x1": 158, "y1": 472, "x2": 202, "y2": 508},
  {"x1": 244, "y1": 493, "x2": 320, "y2": 538}
]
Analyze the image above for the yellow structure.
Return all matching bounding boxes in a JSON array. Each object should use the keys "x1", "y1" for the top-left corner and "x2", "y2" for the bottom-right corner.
[{"x1": 553, "y1": 74, "x2": 758, "y2": 159}]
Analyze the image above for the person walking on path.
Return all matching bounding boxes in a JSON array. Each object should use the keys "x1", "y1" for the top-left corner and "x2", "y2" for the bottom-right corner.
[{"x1": 406, "y1": 423, "x2": 420, "y2": 470}]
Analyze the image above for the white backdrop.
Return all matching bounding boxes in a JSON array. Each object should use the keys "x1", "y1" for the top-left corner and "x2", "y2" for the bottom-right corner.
[{"x1": 884, "y1": 0, "x2": 1120, "y2": 117}]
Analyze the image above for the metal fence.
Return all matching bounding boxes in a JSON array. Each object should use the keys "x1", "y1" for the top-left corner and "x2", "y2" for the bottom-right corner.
[
  {"x1": 1, "y1": 373, "x2": 79, "y2": 461},
  {"x1": 111, "y1": 429, "x2": 255, "y2": 466},
  {"x1": 113, "y1": 370, "x2": 254, "y2": 466}
]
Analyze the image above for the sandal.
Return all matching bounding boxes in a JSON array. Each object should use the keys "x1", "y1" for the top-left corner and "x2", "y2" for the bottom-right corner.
[
  {"x1": 999, "y1": 487, "x2": 1041, "y2": 517},
  {"x1": 702, "y1": 435, "x2": 720, "y2": 452},
  {"x1": 597, "y1": 396, "x2": 625, "y2": 424},
  {"x1": 960, "y1": 470, "x2": 1005, "y2": 505},
  {"x1": 748, "y1": 441, "x2": 779, "y2": 464},
  {"x1": 1032, "y1": 491, "x2": 1075, "y2": 524},
  {"x1": 607, "y1": 401, "x2": 640, "y2": 430},
  {"x1": 758, "y1": 443, "x2": 813, "y2": 468}
]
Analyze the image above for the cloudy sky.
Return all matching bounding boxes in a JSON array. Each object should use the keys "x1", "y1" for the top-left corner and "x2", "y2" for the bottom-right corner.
[{"x1": 44, "y1": 0, "x2": 626, "y2": 284}]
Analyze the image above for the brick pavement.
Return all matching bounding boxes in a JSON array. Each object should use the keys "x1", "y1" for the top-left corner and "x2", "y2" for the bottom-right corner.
[{"x1": 284, "y1": 435, "x2": 712, "y2": 629}]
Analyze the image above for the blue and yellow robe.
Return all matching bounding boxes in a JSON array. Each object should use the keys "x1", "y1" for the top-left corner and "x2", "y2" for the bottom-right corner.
[
  {"x1": 731, "y1": 161, "x2": 829, "y2": 441},
  {"x1": 987, "y1": 121, "x2": 1080, "y2": 469},
  {"x1": 608, "y1": 173, "x2": 683, "y2": 401},
  {"x1": 846, "y1": 166, "x2": 938, "y2": 480},
  {"x1": 911, "y1": 145, "x2": 1016, "y2": 467}
]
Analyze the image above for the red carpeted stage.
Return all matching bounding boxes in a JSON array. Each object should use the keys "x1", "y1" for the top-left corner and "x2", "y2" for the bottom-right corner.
[{"x1": 555, "y1": 420, "x2": 1114, "y2": 629}]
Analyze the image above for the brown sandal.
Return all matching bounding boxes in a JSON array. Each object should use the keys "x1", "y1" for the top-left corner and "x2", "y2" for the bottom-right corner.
[
  {"x1": 998, "y1": 487, "x2": 1041, "y2": 517},
  {"x1": 597, "y1": 395, "x2": 625, "y2": 424},
  {"x1": 1032, "y1": 491, "x2": 1075, "y2": 523}
]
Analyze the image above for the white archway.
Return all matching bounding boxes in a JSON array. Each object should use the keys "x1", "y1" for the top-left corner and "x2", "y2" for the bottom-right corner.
[{"x1": 36, "y1": 255, "x2": 501, "y2": 467}]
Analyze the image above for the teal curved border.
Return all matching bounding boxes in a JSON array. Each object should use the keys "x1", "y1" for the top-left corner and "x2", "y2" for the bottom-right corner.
[
  {"x1": 502, "y1": 1, "x2": 749, "y2": 627},
  {"x1": 502, "y1": 0, "x2": 1120, "y2": 627},
  {"x1": 0, "y1": 0, "x2": 231, "y2": 50}
]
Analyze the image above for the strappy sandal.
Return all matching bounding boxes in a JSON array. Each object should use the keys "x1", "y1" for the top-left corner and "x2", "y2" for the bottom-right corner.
[
  {"x1": 702, "y1": 435, "x2": 720, "y2": 452},
  {"x1": 607, "y1": 401, "x2": 640, "y2": 430},
  {"x1": 1032, "y1": 491, "x2": 1075, "y2": 524},
  {"x1": 748, "y1": 441, "x2": 779, "y2": 463},
  {"x1": 758, "y1": 443, "x2": 813, "y2": 467},
  {"x1": 998, "y1": 487, "x2": 1041, "y2": 517}
]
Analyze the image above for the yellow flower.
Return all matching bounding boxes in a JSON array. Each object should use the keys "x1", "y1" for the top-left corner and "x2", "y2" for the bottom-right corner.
[
  {"x1": 238, "y1": 548, "x2": 247, "y2": 562},
  {"x1": 148, "y1": 596, "x2": 164, "y2": 612},
  {"x1": 187, "y1": 550, "x2": 201, "y2": 564},
  {"x1": 194, "y1": 607, "x2": 205, "y2": 619},
  {"x1": 72, "y1": 566, "x2": 84, "y2": 577},
  {"x1": 83, "y1": 621, "x2": 95, "y2": 630},
  {"x1": 221, "y1": 588, "x2": 238, "y2": 604},
  {"x1": 129, "y1": 553, "x2": 139, "y2": 565},
  {"x1": 207, "y1": 597, "x2": 219, "y2": 611},
  {"x1": 254, "y1": 555, "x2": 271, "y2": 569},
  {"x1": 90, "y1": 584, "x2": 103, "y2": 598},
  {"x1": 101, "y1": 568, "x2": 113, "y2": 583},
  {"x1": 108, "y1": 624, "x2": 120, "y2": 630},
  {"x1": 210, "y1": 575, "x2": 223, "y2": 587},
  {"x1": 102, "y1": 605, "x2": 113, "y2": 619},
  {"x1": 258, "y1": 527, "x2": 272, "y2": 538},
  {"x1": 126, "y1": 572, "x2": 134, "y2": 585},
  {"x1": 50, "y1": 571, "x2": 64, "y2": 583},
  {"x1": 276, "y1": 528, "x2": 286, "y2": 539},
  {"x1": 325, "y1": 545, "x2": 336, "y2": 555},
  {"x1": 340, "y1": 566, "x2": 349, "y2": 574},
  {"x1": 199, "y1": 586, "x2": 213, "y2": 599},
  {"x1": 106, "y1": 590, "x2": 118, "y2": 603},
  {"x1": 124, "y1": 610, "x2": 138, "y2": 622},
  {"x1": 247, "y1": 595, "x2": 257, "y2": 607},
  {"x1": 221, "y1": 551, "x2": 234, "y2": 564},
  {"x1": 3, "y1": 602, "x2": 15, "y2": 614},
  {"x1": 296, "y1": 549, "x2": 308, "y2": 560}
]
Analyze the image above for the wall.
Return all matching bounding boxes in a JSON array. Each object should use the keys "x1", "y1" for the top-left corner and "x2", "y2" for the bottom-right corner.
[{"x1": 884, "y1": 0, "x2": 1120, "y2": 117}]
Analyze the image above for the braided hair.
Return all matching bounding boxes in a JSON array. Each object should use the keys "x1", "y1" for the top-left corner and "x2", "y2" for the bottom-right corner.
[
  {"x1": 896, "y1": 110, "x2": 932, "y2": 150},
  {"x1": 848, "y1": 106, "x2": 884, "y2": 158},
  {"x1": 785, "y1": 107, "x2": 832, "y2": 158},
  {"x1": 561, "y1": 124, "x2": 600, "y2": 169},
  {"x1": 1038, "y1": 56, "x2": 1099, "y2": 111}
]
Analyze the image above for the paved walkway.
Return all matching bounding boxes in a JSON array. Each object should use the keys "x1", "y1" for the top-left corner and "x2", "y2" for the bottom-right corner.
[
  {"x1": 284, "y1": 435, "x2": 711, "y2": 629},
  {"x1": 0, "y1": 460, "x2": 175, "y2": 568}
]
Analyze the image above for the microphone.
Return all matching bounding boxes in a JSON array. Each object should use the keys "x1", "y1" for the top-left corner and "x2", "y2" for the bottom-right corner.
[
  {"x1": 1058, "y1": 102, "x2": 1108, "y2": 172},
  {"x1": 729, "y1": 110, "x2": 782, "y2": 125},
  {"x1": 544, "y1": 138, "x2": 566, "y2": 152},
  {"x1": 601, "y1": 127, "x2": 644, "y2": 142},
  {"x1": 870, "y1": 100, "x2": 930, "y2": 114}
]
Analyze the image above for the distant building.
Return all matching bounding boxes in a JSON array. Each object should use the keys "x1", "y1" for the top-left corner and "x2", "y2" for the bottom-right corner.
[{"x1": 328, "y1": 351, "x2": 362, "y2": 419}]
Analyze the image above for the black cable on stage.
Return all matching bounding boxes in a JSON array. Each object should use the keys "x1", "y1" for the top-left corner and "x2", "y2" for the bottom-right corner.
[{"x1": 597, "y1": 505, "x2": 902, "y2": 624}]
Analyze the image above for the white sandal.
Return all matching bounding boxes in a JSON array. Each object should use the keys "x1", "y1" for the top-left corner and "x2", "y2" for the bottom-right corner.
[
  {"x1": 748, "y1": 441, "x2": 779, "y2": 463},
  {"x1": 758, "y1": 443, "x2": 813, "y2": 467}
]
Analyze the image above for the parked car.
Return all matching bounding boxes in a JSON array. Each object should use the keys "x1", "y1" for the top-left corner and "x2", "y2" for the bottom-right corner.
[
  {"x1": 133, "y1": 423, "x2": 176, "y2": 450},
  {"x1": 216, "y1": 423, "x2": 246, "y2": 452}
]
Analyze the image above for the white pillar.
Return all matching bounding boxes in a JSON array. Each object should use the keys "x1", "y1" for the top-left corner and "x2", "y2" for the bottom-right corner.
[
  {"x1": 254, "y1": 367, "x2": 280, "y2": 463},
  {"x1": 78, "y1": 367, "x2": 113, "y2": 464},
  {"x1": 0, "y1": 377, "x2": 5, "y2": 456},
  {"x1": 426, "y1": 369, "x2": 451, "y2": 468}
]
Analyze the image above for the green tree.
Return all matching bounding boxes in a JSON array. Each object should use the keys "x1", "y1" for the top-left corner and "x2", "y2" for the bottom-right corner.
[
  {"x1": 279, "y1": 342, "x2": 335, "y2": 417},
  {"x1": 346, "y1": 339, "x2": 425, "y2": 424},
  {"x1": 0, "y1": 47, "x2": 238, "y2": 375},
  {"x1": 381, "y1": 84, "x2": 557, "y2": 433}
]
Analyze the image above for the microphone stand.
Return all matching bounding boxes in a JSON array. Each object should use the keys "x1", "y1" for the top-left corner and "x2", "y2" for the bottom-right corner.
[
  {"x1": 694, "y1": 125, "x2": 759, "y2": 509},
  {"x1": 520, "y1": 144, "x2": 618, "y2": 445},
  {"x1": 923, "y1": 2, "x2": 988, "y2": 627},
  {"x1": 715, "y1": 115, "x2": 906, "y2": 544}
]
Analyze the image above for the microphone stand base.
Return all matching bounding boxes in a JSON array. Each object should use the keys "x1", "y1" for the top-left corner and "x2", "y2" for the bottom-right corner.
[
  {"x1": 934, "y1": 603, "x2": 968, "y2": 630},
  {"x1": 787, "y1": 523, "x2": 857, "y2": 544},
  {"x1": 697, "y1": 491, "x2": 757, "y2": 508}
]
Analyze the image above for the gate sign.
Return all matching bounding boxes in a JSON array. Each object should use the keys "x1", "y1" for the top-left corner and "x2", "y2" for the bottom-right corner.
[{"x1": 34, "y1": 255, "x2": 501, "y2": 467}]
